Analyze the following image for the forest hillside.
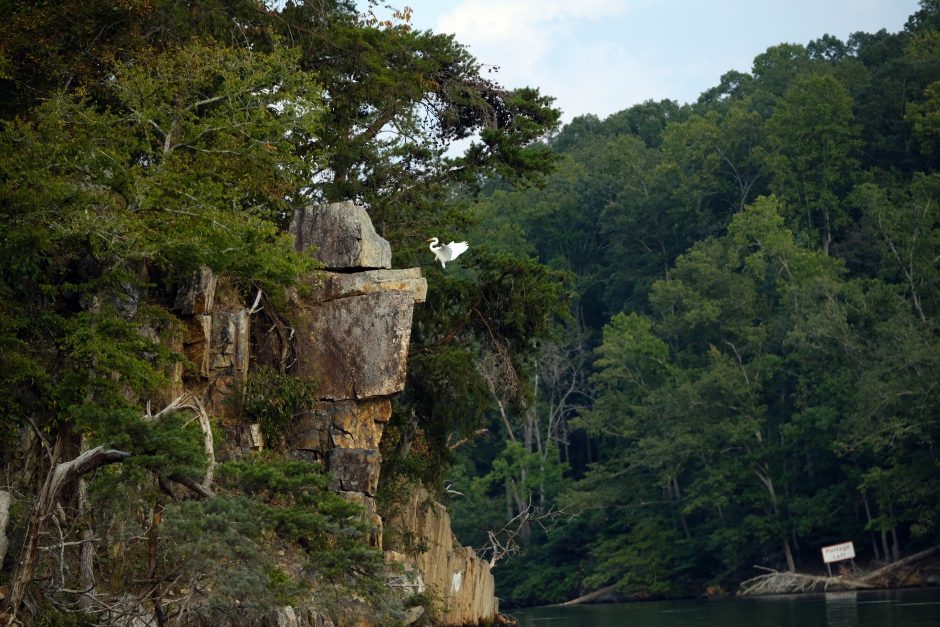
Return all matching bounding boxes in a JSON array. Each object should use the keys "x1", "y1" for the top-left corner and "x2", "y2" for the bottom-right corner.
[{"x1": 442, "y1": 0, "x2": 940, "y2": 606}]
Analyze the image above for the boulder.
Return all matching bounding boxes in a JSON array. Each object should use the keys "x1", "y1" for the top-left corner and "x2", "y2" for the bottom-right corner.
[
  {"x1": 291, "y1": 290, "x2": 416, "y2": 400},
  {"x1": 290, "y1": 201, "x2": 391, "y2": 270},
  {"x1": 327, "y1": 448, "x2": 382, "y2": 495}
]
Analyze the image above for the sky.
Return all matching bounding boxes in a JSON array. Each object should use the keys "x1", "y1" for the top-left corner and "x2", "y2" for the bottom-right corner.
[{"x1": 382, "y1": 0, "x2": 921, "y2": 124}]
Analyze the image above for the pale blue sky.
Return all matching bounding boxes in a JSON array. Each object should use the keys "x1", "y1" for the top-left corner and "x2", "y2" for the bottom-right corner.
[{"x1": 380, "y1": 0, "x2": 920, "y2": 123}]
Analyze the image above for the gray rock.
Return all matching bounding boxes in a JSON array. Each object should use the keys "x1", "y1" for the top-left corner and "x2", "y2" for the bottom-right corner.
[
  {"x1": 290, "y1": 201, "x2": 392, "y2": 270},
  {"x1": 291, "y1": 290, "x2": 415, "y2": 400},
  {"x1": 403, "y1": 606, "x2": 425, "y2": 625},
  {"x1": 327, "y1": 448, "x2": 381, "y2": 494},
  {"x1": 174, "y1": 267, "x2": 217, "y2": 315},
  {"x1": 309, "y1": 268, "x2": 427, "y2": 304}
]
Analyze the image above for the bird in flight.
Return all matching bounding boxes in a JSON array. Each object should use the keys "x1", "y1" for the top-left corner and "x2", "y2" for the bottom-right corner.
[{"x1": 427, "y1": 237, "x2": 469, "y2": 269}]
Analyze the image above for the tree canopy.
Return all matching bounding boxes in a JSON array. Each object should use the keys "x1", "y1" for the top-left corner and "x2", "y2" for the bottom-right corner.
[{"x1": 446, "y1": 0, "x2": 940, "y2": 605}]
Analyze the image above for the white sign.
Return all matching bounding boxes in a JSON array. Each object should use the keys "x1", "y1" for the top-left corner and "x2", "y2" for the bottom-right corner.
[{"x1": 821, "y1": 541, "x2": 856, "y2": 564}]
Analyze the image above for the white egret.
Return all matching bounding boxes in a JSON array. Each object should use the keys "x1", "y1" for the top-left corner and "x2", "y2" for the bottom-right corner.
[{"x1": 427, "y1": 237, "x2": 469, "y2": 268}]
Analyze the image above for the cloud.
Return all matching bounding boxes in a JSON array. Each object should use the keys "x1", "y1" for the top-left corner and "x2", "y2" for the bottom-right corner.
[
  {"x1": 435, "y1": 0, "x2": 627, "y2": 84},
  {"x1": 523, "y1": 39, "x2": 673, "y2": 122}
]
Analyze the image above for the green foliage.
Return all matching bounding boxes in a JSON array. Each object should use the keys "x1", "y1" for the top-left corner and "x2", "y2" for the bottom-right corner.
[
  {"x1": 460, "y1": 25, "x2": 940, "y2": 594},
  {"x1": 0, "y1": 0, "x2": 565, "y2": 620},
  {"x1": 218, "y1": 455, "x2": 387, "y2": 594},
  {"x1": 241, "y1": 366, "x2": 318, "y2": 446},
  {"x1": 764, "y1": 73, "x2": 862, "y2": 250}
]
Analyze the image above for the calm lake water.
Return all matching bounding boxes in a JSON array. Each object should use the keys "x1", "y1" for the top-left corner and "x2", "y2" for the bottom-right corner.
[{"x1": 509, "y1": 588, "x2": 940, "y2": 627}]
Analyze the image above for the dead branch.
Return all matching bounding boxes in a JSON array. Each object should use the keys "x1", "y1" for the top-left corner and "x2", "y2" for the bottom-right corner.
[
  {"x1": 857, "y1": 545, "x2": 940, "y2": 584},
  {"x1": 4, "y1": 441, "x2": 130, "y2": 620},
  {"x1": 168, "y1": 475, "x2": 215, "y2": 499},
  {"x1": 478, "y1": 501, "x2": 571, "y2": 568},
  {"x1": 737, "y1": 568, "x2": 874, "y2": 596},
  {"x1": 149, "y1": 393, "x2": 216, "y2": 492},
  {"x1": 739, "y1": 545, "x2": 940, "y2": 597},
  {"x1": 448, "y1": 429, "x2": 488, "y2": 451},
  {"x1": 554, "y1": 583, "x2": 620, "y2": 607}
]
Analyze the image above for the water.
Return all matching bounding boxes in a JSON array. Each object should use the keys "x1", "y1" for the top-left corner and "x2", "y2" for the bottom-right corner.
[{"x1": 509, "y1": 588, "x2": 940, "y2": 627}]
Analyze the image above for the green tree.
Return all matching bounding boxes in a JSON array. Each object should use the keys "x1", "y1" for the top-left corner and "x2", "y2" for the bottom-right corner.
[{"x1": 765, "y1": 73, "x2": 861, "y2": 254}]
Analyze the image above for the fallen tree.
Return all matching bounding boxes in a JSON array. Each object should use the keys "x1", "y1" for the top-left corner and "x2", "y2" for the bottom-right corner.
[
  {"x1": 552, "y1": 583, "x2": 620, "y2": 607},
  {"x1": 738, "y1": 545, "x2": 940, "y2": 596},
  {"x1": 738, "y1": 567, "x2": 875, "y2": 596},
  {"x1": 856, "y1": 545, "x2": 940, "y2": 585}
]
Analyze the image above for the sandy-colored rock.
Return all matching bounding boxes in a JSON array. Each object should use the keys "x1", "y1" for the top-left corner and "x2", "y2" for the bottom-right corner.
[
  {"x1": 386, "y1": 489, "x2": 498, "y2": 626},
  {"x1": 289, "y1": 399, "x2": 391, "y2": 461},
  {"x1": 174, "y1": 267, "x2": 217, "y2": 315},
  {"x1": 202, "y1": 283, "x2": 250, "y2": 418},
  {"x1": 340, "y1": 490, "x2": 384, "y2": 548},
  {"x1": 181, "y1": 315, "x2": 212, "y2": 378},
  {"x1": 385, "y1": 550, "x2": 425, "y2": 595},
  {"x1": 309, "y1": 269, "x2": 427, "y2": 304},
  {"x1": 290, "y1": 201, "x2": 391, "y2": 270},
  {"x1": 292, "y1": 290, "x2": 415, "y2": 400}
]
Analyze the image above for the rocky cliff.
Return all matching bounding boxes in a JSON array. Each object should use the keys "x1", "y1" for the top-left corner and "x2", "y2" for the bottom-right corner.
[
  {"x1": 173, "y1": 201, "x2": 498, "y2": 626},
  {"x1": 385, "y1": 489, "x2": 498, "y2": 625}
]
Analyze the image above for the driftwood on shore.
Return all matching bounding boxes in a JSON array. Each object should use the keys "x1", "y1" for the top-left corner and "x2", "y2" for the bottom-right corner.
[
  {"x1": 738, "y1": 567, "x2": 875, "y2": 596},
  {"x1": 856, "y1": 545, "x2": 940, "y2": 585},
  {"x1": 552, "y1": 583, "x2": 620, "y2": 607},
  {"x1": 738, "y1": 545, "x2": 940, "y2": 596}
]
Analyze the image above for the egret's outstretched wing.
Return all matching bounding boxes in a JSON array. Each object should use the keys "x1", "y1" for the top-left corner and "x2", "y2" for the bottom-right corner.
[
  {"x1": 428, "y1": 237, "x2": 469, "y2": 268},
  {"x1": 443, "y1": 241, "x2": 469, "y2": 261}
]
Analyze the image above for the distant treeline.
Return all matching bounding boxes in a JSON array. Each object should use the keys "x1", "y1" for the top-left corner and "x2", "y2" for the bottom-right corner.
[{"x1": 446, "y1": 0, "x2": 940, "y2": 605}]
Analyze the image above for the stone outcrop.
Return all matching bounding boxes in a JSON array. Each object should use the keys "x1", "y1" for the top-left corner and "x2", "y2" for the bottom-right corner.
[
  {"x1": 386, "y1": 488, "x2": 498, "y2": 626},
  {"x1": 171, "y1": 201, "x2": 497, "y2": 625},
  {"x1": 175, "y1": 273, "x2": 250, "y2": 420},
  {"x1": 290, "y1": 399, "x2": 391, "y2": 462},
  {"x1": 283, "y1": 203, "x2": 426, "y2": 555},
  {"x1": 290, "y1": 288, "x2": 418, "y2": 400},
  {"x1": 290, "y1": 200, "x2": 392, "y2": 270}
]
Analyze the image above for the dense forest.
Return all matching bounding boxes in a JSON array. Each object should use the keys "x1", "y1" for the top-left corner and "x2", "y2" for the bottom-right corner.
[{"x1": 438, "y1": 0, "x2": 940, "y2": 607}]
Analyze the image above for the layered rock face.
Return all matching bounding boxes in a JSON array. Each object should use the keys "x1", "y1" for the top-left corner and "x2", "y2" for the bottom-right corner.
[
  {"x1": 174, "y1": 201, "x2": 498, "y2": 625},
  {"x1": 285, "y1": 203, "x2": 426, "y2": 550},
  {"x1": 386, "y1": 489, "x2": 498, "y2": 626}
]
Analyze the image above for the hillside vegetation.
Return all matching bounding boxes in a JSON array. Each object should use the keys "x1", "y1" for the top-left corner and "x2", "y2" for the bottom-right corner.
[{"x1": 445, "y1": 1, "x2": 940, "y2": 605}]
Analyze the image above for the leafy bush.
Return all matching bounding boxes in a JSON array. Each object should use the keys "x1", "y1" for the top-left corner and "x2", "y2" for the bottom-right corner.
[{"x1": 241, "y1": 366, "x2": 318, "y2": 446}]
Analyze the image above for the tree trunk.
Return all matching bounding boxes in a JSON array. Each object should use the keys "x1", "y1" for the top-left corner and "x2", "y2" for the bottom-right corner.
[
  {"x1": 863, "y1": 495, "x2": 881, "y2": 562},
  {"x1": 0, "y1": 490, "x2": 11, "y2": 567},
  {"x1": 148, "y1": 500, "x2": 167, "y2": 627},
  {"x1": 782, "y1": 536, "x2": 797, "y2": 573},
  {"x1": 672, "y1": 476, "x2": 691, "y2": 540},
  {"x1": 78, "y1": 482, "x2": 96, "y2": 609},
  {"x1": 78, "y1": 436, "x2": 96, "y2": 610},
  {"x1": 889, "y1": 503, "x2": 901, "y2": 562},
  {"x1": 3, "y1": 441, "x2": 130, "y2": 621}
]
